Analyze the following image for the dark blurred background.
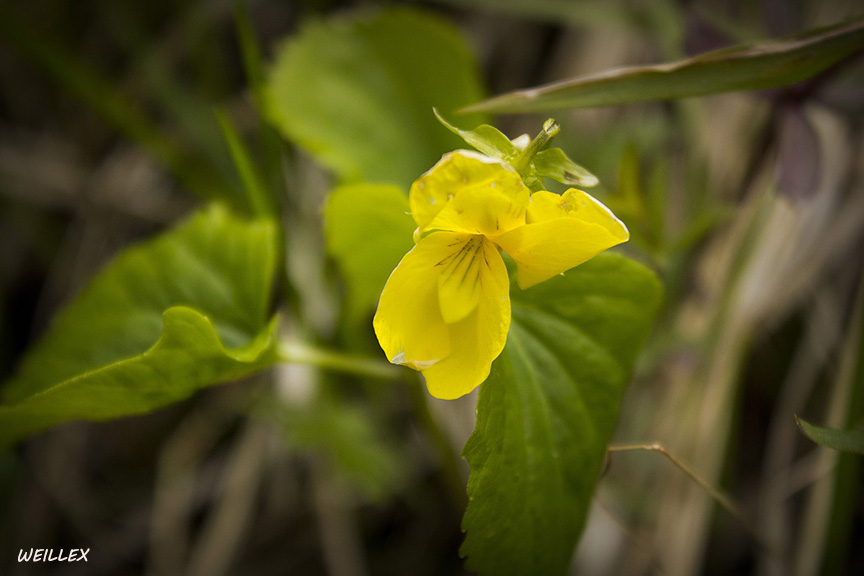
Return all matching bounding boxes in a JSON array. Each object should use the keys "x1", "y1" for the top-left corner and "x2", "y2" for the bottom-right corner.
[{"x1": 2, "y1": 0, "x2": 864, "y2": 575}]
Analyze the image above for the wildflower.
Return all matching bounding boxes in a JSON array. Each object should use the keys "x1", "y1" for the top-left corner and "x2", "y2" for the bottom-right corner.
[{"x1": 373, "y1": 151, "x2": 629, "y2": 399}]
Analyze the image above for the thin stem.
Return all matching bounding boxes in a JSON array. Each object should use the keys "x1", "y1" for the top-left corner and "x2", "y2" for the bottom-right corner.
[
  {"x1": 213, "y1": 108, "x2": 273, "y2": 218},
  {"x1": 511, "y1": 118, "x2": 560, "y2": 175},
  {"x1": 607, "y1": 442, "x2": 781, "y2": 559},
  {"x1": 277, "y1": 341, "x2": 401, "y2": 380}
]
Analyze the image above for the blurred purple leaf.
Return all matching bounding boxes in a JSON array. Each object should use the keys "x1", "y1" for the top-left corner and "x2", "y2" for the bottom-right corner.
[{"x1": 776, "y1": 106, "x2": 820, "y2": 200}]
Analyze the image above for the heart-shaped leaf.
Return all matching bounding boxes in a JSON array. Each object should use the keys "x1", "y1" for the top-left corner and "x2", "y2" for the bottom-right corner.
[
  {"x1": 0, "y1": 205, "x2": 279, "y2": 448},
  {"x1": 267, "y1": 8, "x2": 487, "y2": 188},
  {"x1": 461, "y1": 252, "x2": 662, "y2": 575},
  {"x1": 324, "y1": 184, "x2": 416, "y2": 323}
]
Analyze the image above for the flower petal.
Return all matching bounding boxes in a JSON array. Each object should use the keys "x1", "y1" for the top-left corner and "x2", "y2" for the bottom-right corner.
[
  {"x1": 423, "y1": 238, "x2": 510, "y2": 399},
  {"x1": 495, "y1": 189, "x2": 629, "y2": 289},
  {"x1": 410, "y1": 151, "x2": 529, "y2": 237},
  {"x1": 373, "y1": 232, "x2": 460, "y2": 370},
  {"x1": 437, "y1": 235, "x2": 484, "y2": 324}
]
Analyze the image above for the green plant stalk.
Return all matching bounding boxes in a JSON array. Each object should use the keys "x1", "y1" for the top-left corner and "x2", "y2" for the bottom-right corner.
[
  {"x1": 510, "y1": 118, "x2": 560, "y2": 175},
  {"x1": 231, "y1": 0, "x2": 286, "y2": 201},
  {"x1": 822, "y1": 394, "x2": 864, "y2": 576},
  {"x1": 652, "y1": 188, "x2": 776, "y2": 576},
  {"x1": 802, "y1": 274, "x2": 864, "y2": 576},
  {"x1": 229, "y1": 0, "x2": 298, "y2": 309},
  {"x1": 214, "y1": 109, "x2": 274, "y2": 217},
  {"x1": 665, "y1": 317, "x2": 753, "y2": 576},
  {"x1": 277, "y1": 341, "x2": 401, "y2": 381},
  {"x1": 232, "y1": 0, "x2": 267, "y2": 114}
]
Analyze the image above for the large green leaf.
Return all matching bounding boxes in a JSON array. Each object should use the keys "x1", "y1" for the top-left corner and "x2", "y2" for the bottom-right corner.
[
  {"x1": 267, "y1": 8, "x2": 487, "y2": 189},
  {"x1": 324, "y1": 184, "x2": 416, "y2": 322},
  {"x1": 463, "y1": 18, "x2": 864, "y2": 113},
  {"x1": 0, "y1": 309, "x2": 278, "y2": 448},
  {"x1": 0, "y1": 205, "x2": 279, "y2": 448},
  {"x1": 461, "y1": 253, "x2": 662, "y2": 575}
]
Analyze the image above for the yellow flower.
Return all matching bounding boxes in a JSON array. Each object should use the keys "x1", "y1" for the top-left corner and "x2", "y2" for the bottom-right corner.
[{"x1": 373, "y1": 151, "x2": 629, "y2": 399}]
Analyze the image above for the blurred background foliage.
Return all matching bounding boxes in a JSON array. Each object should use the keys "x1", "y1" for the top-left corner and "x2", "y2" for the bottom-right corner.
[{"x1": 1, "y1": 0, "x2": 863, "y2": 575}]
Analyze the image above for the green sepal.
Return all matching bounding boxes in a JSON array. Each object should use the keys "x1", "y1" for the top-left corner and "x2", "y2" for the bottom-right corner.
[
  {"x1": 434, "y1": 110, "x2": 599, "y2": 189},
  {"x1": 532, "y1": 147, "x2": 599, "y2": 187},
  {"x1": 433, "y1": 108, "x2": 517, "y2": 159}
]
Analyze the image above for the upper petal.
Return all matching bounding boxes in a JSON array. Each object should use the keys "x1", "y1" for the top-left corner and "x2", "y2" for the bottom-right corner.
[
  {"x1": 495, "y1": 189, "x2": 629, "y2": 289},
  {"x1": 373, "y1": 232, "x2": 461, "y2": 369},
  {"x1": 526, "y1": 188, "x2": 627, "y2": 228},
  {"x1": 423, "y1": 237, "x2": 511, "y2": 399},
  {"x1": 410, "y1": 151, "x2": 529, "y2": 237}
]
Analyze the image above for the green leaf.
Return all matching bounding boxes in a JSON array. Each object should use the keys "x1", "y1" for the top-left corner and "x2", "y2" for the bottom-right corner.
[
  {"x1": 0, "y1": 205, "x2": 279, "y2": 448},
  {"x1": 796, "y1": 416, "x2": 864, "y2": 455},
  {"x1": 462, "y1": 18, "x2": 864, "y2": 113},
  {"x1": 0, "y1": 309, "x2": 278, "y2": 449},
  {"x1": 433, "y1": 108, "x2": 517, "y2": 159},
  {"x1": 324, "y1": 184, "x2": 416, "y2": 322},
  {"x1": 267, "y1": 8, "x2": 487, "y2": 188},
  {"x1": 461, "y1": 253, "x2": 662, "y2": 576},
  {"x1": 532, "y1": 147, "x2": 599, "y2": 187}
]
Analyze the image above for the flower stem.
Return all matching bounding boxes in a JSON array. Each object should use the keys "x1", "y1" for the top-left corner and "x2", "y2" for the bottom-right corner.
[
  {"x1": 511, "y1": 118, "x2": 560, "y2": 175},
  {"x1": 277, "y1": 341, "x2": 401, "y2": 380},
  {"x1": 607, "y1": 442, "x2": 781, "y2": 560}
]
